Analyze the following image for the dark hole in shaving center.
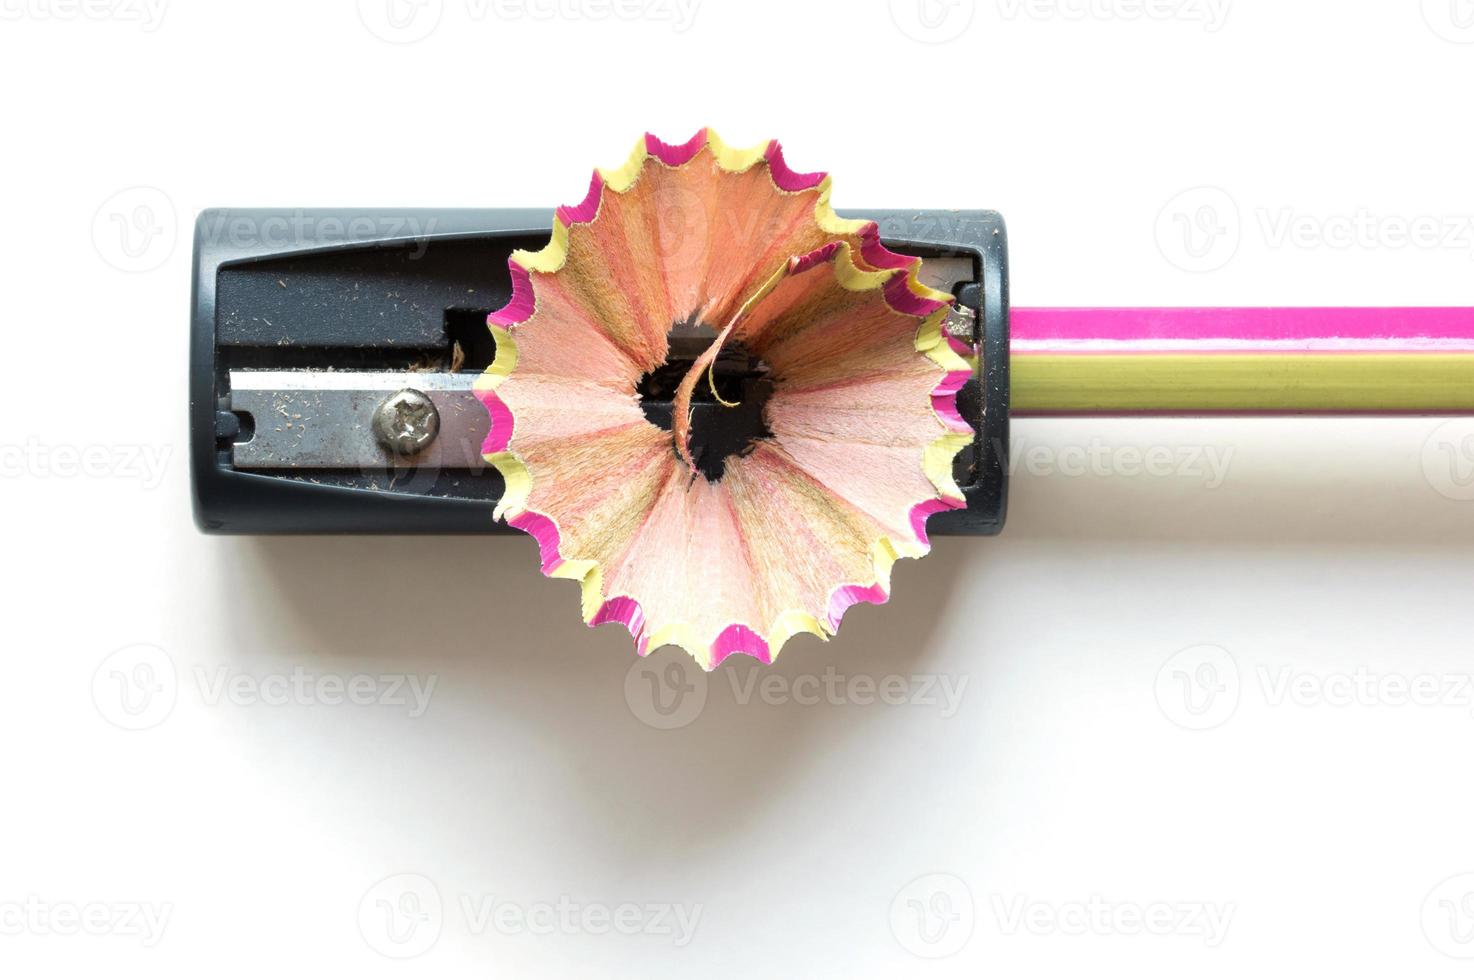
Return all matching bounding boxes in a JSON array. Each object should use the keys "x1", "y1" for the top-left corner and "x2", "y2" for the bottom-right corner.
[{"x1": 638, "y1": 336, "x2": 774, "y2": 482}]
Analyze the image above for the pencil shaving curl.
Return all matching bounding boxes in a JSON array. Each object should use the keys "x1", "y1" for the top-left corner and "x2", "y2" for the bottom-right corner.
[{"x1": 475, "y1": 129, "x2": 973, "y2": 670}]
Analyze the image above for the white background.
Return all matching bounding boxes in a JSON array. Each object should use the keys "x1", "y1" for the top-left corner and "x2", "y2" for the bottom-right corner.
[{"x1": 4, "y1": 0, "x2": 1474, "y2": 976}]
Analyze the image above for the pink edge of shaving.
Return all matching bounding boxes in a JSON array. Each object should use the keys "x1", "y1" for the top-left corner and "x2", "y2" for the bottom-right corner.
[
  {"x1": 710, "y1": 625, "x2": 773, "y2": 667},
  {"x1": 645, "y1": 129, "x2": 709, "y2": 167},
  {"x1": 591, "y1": 596, "x2": 647, "y2": 647},
  {"x1": 488, "y1": 261, "x2": 534, "y2": 328},
  {"x1": 826, "y1": 583, "x2": 891, "y2": 633},
  {"x1": 910, "y1": 496, "x2": 966, "y2": 548},
  {"x1": 884, "y1": 272, "x2": 948, "y2": 318},
  {"x1": 855, "y1": 222, "x2": 920, "y2": 272},
  {"x1": 476, "y1": 389, "x2": 514, "y2": 455},
  {"x1": 820, "y1": 495, "x2": 967, "y2": 634},
  {"x1": 791, "y1": 240, "x2": 951, "y2": 320},
  {"x1": 788, "y1": 240, "x2": 843, "y2": 275},
  {"x1": 556, "y1": 171, "x2": 605, "y2": 226},
  {"x1": 507, "y1": 510, "x2": 564, "y2": 575},
  {"x1": 764, "y1": 140, "x2": 827, "y2": 192},
  {"x1": 932, "y1": 370, "x2": 975, "y2": 432}
]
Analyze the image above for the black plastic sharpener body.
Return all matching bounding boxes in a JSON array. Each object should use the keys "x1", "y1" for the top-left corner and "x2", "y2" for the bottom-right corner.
[{"x1": 190, "y1": 208, "x2": 1010, "y2": 535}]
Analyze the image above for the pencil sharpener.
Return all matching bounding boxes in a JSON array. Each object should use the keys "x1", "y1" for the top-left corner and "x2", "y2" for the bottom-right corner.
[{"x1": 189, "y1": 208, "x2": 1011, "y2": 535}]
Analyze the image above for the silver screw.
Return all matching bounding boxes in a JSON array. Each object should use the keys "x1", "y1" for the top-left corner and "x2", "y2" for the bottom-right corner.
[{"x1": 373, "y1": 389, "x2": 440, "y2": 456}]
